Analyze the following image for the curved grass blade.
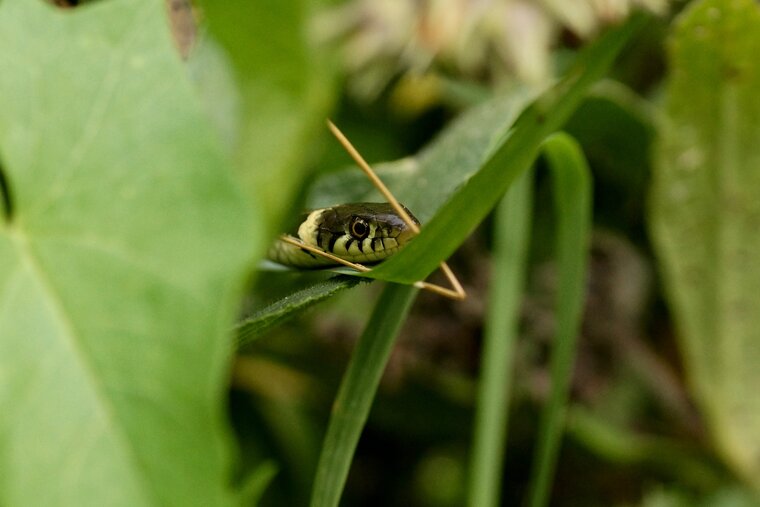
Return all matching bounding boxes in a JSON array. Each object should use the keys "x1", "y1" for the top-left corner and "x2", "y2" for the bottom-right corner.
[
  {"x1": 235, "y1": 275, "x2": 369, "y2": 348},
  {"x1": 309, "y1": 284, "x2": 418, "y2": 507},
  {"x1": 467, "y1": 172, "x2": 533, "y2": 507},
  {"x1": 526, "y1": 133, "x2": 592, "y2": 507}
]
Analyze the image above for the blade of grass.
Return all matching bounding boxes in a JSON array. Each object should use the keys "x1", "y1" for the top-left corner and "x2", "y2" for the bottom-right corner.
[
  {"x1": 310, "y1": 283, "x2": 418, "y2": 507},
  {"x1": 526, "y1": 133, "x2": 592, "y2": 507},
  {"x1": 468, "y1": 171, "x2": 533, "y2": 507}
]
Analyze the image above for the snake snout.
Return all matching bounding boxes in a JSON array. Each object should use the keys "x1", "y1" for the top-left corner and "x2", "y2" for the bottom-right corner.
[
  {"x1": 373, "y1": 205, "x2": 419, "y2": 248},
  {"x1": 396, "y1": 221, "x2": 417, "y2": 247}
]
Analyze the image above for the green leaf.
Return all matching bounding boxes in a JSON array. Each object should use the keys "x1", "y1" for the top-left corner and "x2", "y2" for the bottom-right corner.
[
  {"x1": 642, "y1": 485, "x2": 760, "y2": 507},
  {"x1": 651, "y1": 0, "x2": 760, "y2": 486},
  {"x1": 0, "y1": 1, "x2": 255, "y2": 505},
  {"x1": 235, "y1": 275, "x2": 369, "y2": 348},
  {"x1": 565, "y1": 80, "x2": 655, "y2": 200},
  {"x1": 467, "y1": 134, "x2": 592, "y2": 507},
  {"x1": 196, "y1": 0, "x2": 335, "y2": 235},
  {"x1": 239, "y1": 460, "x2": 279, "y2": 506}
]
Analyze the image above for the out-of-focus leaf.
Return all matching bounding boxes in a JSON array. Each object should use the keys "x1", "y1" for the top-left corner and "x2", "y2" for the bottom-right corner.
[
  {"x1": 567, "y1": 407, "x2": 722, "y2": 489},
  {"x1": 196, "y1": 0, "x2": 335, "y2": 236},
  {"x1": 642, "y1": 486, "x2": 760, "y2": 507},
  {"x1": 239, "y1": 461, "x2": 279, "y2": 506},
  {"x1": 0, "y1": 0, "x2": 255, "y2": 505},
  {"x1": 566, "y1": 81, "x2": 655, "y2": 208},
  {"x1": 651, "y1": 0, "x2": 760, "y2": 487}
]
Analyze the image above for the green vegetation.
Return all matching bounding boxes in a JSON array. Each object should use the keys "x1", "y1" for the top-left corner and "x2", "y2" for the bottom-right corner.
[{"x1": 0, "y1": 1, "x2": 759, "y2": 506}]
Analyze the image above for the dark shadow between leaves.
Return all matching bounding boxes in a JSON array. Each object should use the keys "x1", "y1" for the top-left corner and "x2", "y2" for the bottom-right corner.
[
  {"x1": 0, "y1": 152, "x2": 13, "y2": 223},
  {"x1": 45, "y1": 0, "x2": 100, "y2": 8}
]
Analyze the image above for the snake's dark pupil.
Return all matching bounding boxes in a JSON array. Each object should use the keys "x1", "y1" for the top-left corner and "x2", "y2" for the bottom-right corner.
[{"x1": 352, "y1": 219, "x2": 368, "y2": 238}]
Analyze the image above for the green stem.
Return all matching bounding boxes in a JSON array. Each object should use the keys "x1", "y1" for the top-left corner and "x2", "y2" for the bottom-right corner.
[
  {"x1": 310, "y1": 283, "x2": 418, "y2": 507},
  {"x1": 467, "y1": 172, "x2": 532, "y2": 506}
]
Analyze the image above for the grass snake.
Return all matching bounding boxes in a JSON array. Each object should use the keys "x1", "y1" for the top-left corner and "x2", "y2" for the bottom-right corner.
[{"x1": 267, "y1": 202, "x2": 419, "y2": 268}]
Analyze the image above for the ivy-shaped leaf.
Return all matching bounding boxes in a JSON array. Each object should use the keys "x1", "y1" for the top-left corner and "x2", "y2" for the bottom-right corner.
[{"x1": 0, "y1": 1, "x2": 255, "y2": 505}]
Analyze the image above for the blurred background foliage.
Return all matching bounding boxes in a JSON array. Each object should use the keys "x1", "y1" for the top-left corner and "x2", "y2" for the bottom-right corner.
[{"x1": 47, "y1": 0, "x2": 760, "y2": 505}]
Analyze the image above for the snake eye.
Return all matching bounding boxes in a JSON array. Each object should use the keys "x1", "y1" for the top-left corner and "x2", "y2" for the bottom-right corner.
[{"x1": 350, "y1": 217, "x2": 369, "y2": 239}]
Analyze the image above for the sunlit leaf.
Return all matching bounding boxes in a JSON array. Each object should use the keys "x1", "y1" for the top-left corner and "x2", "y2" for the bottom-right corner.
[{"x1": 0, "y1": 1, "x2": 255, "y2": 504}]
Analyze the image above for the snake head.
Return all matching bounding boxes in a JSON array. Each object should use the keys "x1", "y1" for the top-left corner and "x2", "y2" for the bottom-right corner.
[
  {"x1": 338, "y1": 202, "x2": 419, "y2": 247},
  {"x1": 294, "y1": 202, "x2": 420, "y2": 264},
  {"x1": 270, "y1": 202, "x2": 420, "y2": 268}
]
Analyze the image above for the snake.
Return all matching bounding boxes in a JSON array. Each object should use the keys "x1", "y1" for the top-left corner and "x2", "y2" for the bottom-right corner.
[{"x1": 267, "y1": 202, "x2": 419, "y2": 268}]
